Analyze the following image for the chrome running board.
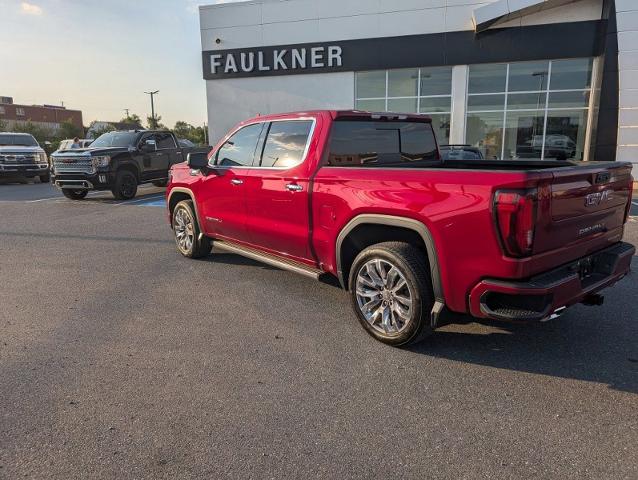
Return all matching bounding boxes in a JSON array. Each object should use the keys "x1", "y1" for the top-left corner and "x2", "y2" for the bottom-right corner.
[{"x1": 211, "y1": 240, "x2": 324, "y2": 280}]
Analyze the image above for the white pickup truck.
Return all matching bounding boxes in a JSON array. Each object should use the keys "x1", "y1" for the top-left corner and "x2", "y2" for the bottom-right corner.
[{"x1": 0, "y1": 132, "x2": 50, "y2": 183}]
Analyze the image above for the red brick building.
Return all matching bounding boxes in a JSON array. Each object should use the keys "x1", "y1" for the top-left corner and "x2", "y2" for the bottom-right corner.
[{"x1": 0, "y1": 96, "x2": 83, "y2": 132}]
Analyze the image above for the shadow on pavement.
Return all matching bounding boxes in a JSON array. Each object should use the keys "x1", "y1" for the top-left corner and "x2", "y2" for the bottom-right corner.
[{"x1": 409, "y1": 312, "x2": 638, "y2": 395}]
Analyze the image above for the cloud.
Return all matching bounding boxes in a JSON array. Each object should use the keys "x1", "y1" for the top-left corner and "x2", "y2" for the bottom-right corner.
[{"x1": 20, "y1": 2, "x2": 43, "y2": 15}]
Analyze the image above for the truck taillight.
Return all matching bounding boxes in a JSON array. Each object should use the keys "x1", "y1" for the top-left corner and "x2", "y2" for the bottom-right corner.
[{"x1": 494, "y1": 189, "x2": 538, "y2": 258}]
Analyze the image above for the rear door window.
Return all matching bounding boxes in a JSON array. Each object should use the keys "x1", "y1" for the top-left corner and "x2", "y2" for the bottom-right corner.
[
  {"x1": 259, "y1": 120, "x2": 313, "y2": 168},
  {"x1": 215, "y1": 123, "x2": 264, "y2": 167},
  {"x1": 327, "y1": 120, "x2": 439, "y2": 167},
  {"x1": 157, "y1": 133, "x2": 176, "y2": 149}
]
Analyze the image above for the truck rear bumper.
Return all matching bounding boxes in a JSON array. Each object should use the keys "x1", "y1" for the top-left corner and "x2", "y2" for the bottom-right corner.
[{"x1": 469, "y1": 242, "x2": 635, "y2": 322}]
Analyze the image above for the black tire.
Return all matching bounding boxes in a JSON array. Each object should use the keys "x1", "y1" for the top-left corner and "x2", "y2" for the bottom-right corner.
[
  {"x1": 111, "y1": 170, "x2": 138, "y2": 200},
  {"x1": 62, "y1": 189, "x2": 88, "y2": 200},
  {"x1": 39, "y1": 173, "x2": 50, "y2": 183},
  {"x1": 348, "y1": 241, "x2": 434, "y2": 346},
  {"x1": 172, "y1": 200, "x2": 211, "y2": 259},
  {"x1": 152, "y1": 179, "x2": 168, "y2": 187}
]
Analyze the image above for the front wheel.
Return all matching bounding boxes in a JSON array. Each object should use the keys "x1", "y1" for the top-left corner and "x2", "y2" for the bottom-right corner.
[
  {"x1": 62, "y1": 189, "x2": 88, "y2": 200},
  {"x1": 172, "y1": 200, "x2": 211, "y2": 259},
  {"x1": 39, "y1": 173, "x2": 50, "y2": 183},
  {"x1": 349, "y1": 242, "x2": 434, "y2": 346},
  {"x1": 111, "y1": 170, "x2": 138, "y2": 200}
]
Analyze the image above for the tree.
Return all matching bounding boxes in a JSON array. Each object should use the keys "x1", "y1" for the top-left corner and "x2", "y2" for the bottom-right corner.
[
  {"x1": 172, "y1": 120, "x2": 206, "y2": 145},
  {"x1": 120, "y1": 113, "x2": 141, "y2": 125},
  {"x1": 0, "y1": 119, "x2": 6, "y2": 131},
  {"x1": 12, "y1": 121, "x2": 54, "y2": 145},
  {"x1": 58, "y1": 120, "x2": 83, "y2": 140},
  {"x1": 147, "y1": 115, "x2": 166, "y2": 130},
  {"x1": 88, "y1": 123, "x2": 116, "y2": 139}
]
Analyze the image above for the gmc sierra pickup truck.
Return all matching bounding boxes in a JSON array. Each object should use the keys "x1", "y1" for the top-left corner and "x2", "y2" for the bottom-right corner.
[
  {"x1": 0, "y1": 132, "x2": 49, "y2": 183},
  {"x1": 166, "y1": 110, "x2": 634, "y2": 346},
  {"x1": 51, "y1": 130, "x2": 188, "y2": 200}
]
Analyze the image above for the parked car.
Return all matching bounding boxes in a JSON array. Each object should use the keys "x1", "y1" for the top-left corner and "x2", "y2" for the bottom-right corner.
[
  {"x1": 166, "y1": 110, "x2": 634, "y2": 346},
  {"x1": 57, "y1": 138, "x2": 94, "y2": 151},
  {"x1": 0, "y1": 132, "x2": 49, "y2": 183},
  {"x1": 51, "y1": 130, "x2": 189, "y2": 200},
  {"x1": 440, "y1": 144, "x2": 484, "y2": 160}
]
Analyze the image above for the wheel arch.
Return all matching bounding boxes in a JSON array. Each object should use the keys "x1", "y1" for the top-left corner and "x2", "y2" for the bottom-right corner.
[
  {"x1": 167, "y1": 187, "x2": 202, "y2": 230},
  {"x1": 115, "y1": 161, "x2": 141, "y2": 182},
  {"x1": 336, "y1": 214, "x2": 445, "y2": 319}
]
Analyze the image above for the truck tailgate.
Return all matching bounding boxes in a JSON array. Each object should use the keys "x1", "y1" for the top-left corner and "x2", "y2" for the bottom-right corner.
[{"x1": 534, "y1": 163, "x2": 633, "y2": 254}]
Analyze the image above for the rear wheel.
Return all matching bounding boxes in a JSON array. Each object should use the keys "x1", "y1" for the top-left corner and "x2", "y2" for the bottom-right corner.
[
  {"x1": 62, "y1": 189, "x2": 88, "y2": 200},
  {"x1": 111, "y1": 170, "x2": 138, "y2": 200},
  {"x1": 349, "y1": 242, "x2": 434, "y2": 346},
  {"x1": 172, "y1": 200, "x2": 211, "y2": 259}
]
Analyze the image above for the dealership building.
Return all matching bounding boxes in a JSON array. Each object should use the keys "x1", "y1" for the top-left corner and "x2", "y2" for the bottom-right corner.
[{"x1": 199, "y1": 0, "x2": 638, "y2": 174}]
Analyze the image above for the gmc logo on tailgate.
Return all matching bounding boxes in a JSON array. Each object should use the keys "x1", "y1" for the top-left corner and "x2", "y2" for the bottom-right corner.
[{"x1": 585, "y1": 190, "x2": 613, "y2": 207}]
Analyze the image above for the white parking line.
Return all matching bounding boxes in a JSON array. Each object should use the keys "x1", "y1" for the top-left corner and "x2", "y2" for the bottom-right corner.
[
  {"x1": 114, "y1": 194, "x2": 165, "y2": 206},
  {"x1": 26, "y1": 196, "x2": 63, "y2": 203}
]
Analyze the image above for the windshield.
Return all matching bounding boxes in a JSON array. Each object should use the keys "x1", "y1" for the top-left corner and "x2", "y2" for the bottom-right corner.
[
  {"x1": 89, "y1": 131, "x2": 138, "y2": 148},
  {"x1": 0, "y1": 134, "x2": 39, "y2": 147}
]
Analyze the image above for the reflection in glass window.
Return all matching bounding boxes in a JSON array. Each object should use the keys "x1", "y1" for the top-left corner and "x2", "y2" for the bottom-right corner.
[
  {"x1": 327, "y1": 121, "x2": 438, "y2": 167},
  {"x1": 550, "y1": 58, "x2": 593, "y2": 90},
  {"x1": 260, "y1": 121, "x2": 313, "y2": 168},
  {"x1": 355, "y1": 66, "x2": 453, "y2": 144},
  {"x1": 356, "y1": 71, "x2": 386, "y2": 98},
  {"x1": 388, "y1": 69, "x2": 418, "y2": 97},
  {"x1": 468, "y1": 64, "x2": 507, "y2": 94},
  {"x1": 216, "y1": 123, "x2": 263, "y2": 167},
  {"x1": 508, "y1": 61, "x2": 549, "y2": 92},
  {"x1": 420, "y1": 67, "x2": 453, "y2": 96},
  {"x1": 466, "y1": 58, "x2": 593, "y2": 160},
  {"x1": 466, "y1": 113, "x2": 504, "y2": 160}
]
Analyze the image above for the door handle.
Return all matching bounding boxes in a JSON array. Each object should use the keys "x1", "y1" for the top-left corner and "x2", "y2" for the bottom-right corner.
[
  {"x1": 286, "y1": 183, "x2": 303, "y2": 192},
  {"x1": 231, "y1": 179, "x2": 243, "y2": 185}
]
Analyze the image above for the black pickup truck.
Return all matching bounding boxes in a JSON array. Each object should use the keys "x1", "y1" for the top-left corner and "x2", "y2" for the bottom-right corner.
[{"x1": 51, "y1": 130, "x2": 196, "y2": 200}]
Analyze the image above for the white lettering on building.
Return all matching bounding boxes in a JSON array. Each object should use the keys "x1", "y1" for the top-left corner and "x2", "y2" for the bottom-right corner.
[
  {"x1": 209, "y1": 45, "x2": 343, "y2": 76},
  {"x1": 292, "y1": 49, "x2": 306, "y2": 69}
]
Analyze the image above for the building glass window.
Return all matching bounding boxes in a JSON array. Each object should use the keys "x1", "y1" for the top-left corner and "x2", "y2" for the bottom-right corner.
[
  {"x1": 355, "y1": 66, "x2": 453, "y2": 144},
  {"x1": 0, "y1": 106, "x2": 5, "y2": 115},
  {"x1": 16, "y1": 107, "x2": 25, "y2": 116},
  {"x1": 466, "y1": 58, "x2": 593, "y2": 160}
]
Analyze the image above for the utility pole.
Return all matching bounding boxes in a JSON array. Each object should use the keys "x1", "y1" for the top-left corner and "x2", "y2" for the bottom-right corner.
[
  {"x1": 203, "y1": 122, "x2": 208, "y2": 145},
  {"x1": 124, "y1": 108, "x2": 129, "y2": 118},
  {"x1": 144, "y1": 90, "x2": 159, "y2": 128}
]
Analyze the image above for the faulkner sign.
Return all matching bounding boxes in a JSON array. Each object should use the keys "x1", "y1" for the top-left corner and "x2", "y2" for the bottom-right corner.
[
  {"x1": 203, "y1": 43, "x2": 345, "y2": 80},
  {"x1": 202, "y1": 22, "x2": 604, "y2": 80}
]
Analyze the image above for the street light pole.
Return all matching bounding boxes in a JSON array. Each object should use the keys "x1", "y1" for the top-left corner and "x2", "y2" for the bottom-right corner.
[{"x1": 144, "y1": 90, "x2": 159, "y2": 127}]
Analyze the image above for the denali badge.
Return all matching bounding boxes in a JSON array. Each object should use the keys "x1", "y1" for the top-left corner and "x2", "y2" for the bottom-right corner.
[{"x1": 585, "y1": 190, "x2": 613, "y2": 207}]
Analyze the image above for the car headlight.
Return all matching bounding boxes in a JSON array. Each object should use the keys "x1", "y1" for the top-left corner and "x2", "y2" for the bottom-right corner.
[
  {"x1": 92, "y1": 155, "x2": 111, "y2": 168},
  {"x1": 38, "y1": 152, "x2": 48, "y2": 164}
]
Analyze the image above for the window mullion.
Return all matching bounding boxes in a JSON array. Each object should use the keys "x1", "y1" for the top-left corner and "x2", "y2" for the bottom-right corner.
[
  {"x1": 501, "y1": 64, "x2": 510, "y2": 159},
  {"x1": 541, "y1": 61, "x2": 553, "y2": 161}
]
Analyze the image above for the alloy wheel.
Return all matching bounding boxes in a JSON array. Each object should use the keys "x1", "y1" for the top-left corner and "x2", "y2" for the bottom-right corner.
[
  {"x1": 174, "y1": 207, "x2": 194, "y2": 253},
  {"x1": 355, "y1": 258, "x2": 414, "y2": 336}
]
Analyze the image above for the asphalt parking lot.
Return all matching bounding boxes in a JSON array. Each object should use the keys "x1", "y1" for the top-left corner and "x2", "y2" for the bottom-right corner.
[{"x1": 1, "y1": 182, "x2": 637, "y2": 479}]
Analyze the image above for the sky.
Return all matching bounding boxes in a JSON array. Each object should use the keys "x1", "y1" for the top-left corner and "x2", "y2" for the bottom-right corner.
[{"x1": 0, "y1": 0, "x2": 240, "y2": 128}]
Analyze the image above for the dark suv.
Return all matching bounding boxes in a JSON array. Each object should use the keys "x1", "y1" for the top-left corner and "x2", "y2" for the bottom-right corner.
[{"x1": 51, "y1": 130, "x2": 192, "y2": 200}]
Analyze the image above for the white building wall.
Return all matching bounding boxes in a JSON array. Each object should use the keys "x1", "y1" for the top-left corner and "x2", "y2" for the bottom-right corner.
[{"x1": 616, "y1": 0, "x2": 638, "y2": 176}]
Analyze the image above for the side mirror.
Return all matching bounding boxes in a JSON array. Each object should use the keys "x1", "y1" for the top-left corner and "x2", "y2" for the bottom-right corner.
[{"x1": 187, "y1": 151, "x2": 210, "y2": 170}]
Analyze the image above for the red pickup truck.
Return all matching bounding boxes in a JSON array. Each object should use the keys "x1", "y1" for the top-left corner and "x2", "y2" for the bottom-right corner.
[{"x1": 166, "y1": 110, "x2": 634, "y2": 346}]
